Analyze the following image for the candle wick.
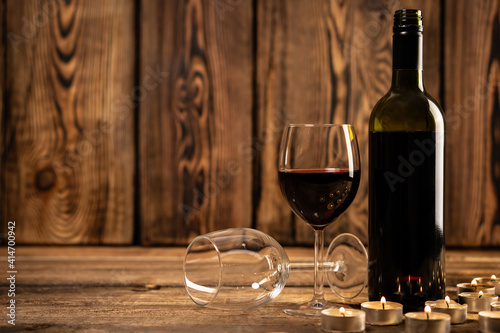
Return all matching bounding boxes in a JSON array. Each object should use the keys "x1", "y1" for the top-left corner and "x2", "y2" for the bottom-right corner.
[
  {"x1": 426, "y1": 313, "x2": 429, "y2": 320},
  {"x1": 342, "y1": 313, "x2": 345, "y2": 317},
  {"x1": 382, "y1": 303, "x2": 385, "y2": 310},
  {"x1": 446, "y1": 302, "x2": 449, "y2": 308},
  {"x1": 479, "y1": 294, "x2": 482, "y2": 299}
]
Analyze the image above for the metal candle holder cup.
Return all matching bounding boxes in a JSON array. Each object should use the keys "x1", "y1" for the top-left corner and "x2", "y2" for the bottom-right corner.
[
  {"x1": 458, "y1": 292, "x2": 498, "y2": 313},
  {"x1": 426, "y1": 298, "x2": 467, "y2": 324},
  {"x1": 361, "y1": 297, "x2": 403, "y2": 326}
]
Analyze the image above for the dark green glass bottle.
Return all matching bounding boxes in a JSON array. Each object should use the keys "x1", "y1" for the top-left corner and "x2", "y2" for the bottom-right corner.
[{"x1": 368, "y1": 9, "x2": 446, "y2": 313}]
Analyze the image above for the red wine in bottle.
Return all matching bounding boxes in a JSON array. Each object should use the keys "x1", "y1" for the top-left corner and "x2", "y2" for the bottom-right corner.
[
  {"x1": 278, "y1": 169, "x2": 360, "y2": 229},
  {"x1": 368, "y1": 9, "x2": 445, "y2": 313}
]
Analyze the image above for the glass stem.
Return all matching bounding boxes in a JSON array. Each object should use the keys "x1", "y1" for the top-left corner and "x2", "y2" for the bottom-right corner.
[
  {"x1": 290, "y1": 261, "x2": 341, "y2": 272},
  {"x1": 313, "y1": 228, "x2": 325, "y2": 304}
]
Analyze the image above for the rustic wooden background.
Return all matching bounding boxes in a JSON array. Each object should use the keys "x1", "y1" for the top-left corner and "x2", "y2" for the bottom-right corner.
[{"x1": 1, "y1": 0, "x2": 499, "y2": 246}]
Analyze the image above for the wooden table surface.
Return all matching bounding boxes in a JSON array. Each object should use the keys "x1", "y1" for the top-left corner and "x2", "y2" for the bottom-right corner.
[{"x1": 1, "y1": 247, "x2": 499, "y2": 332}]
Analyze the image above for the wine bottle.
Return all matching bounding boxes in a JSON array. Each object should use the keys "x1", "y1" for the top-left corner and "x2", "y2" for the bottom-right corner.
[{"x1": 368, "y1": 9, "x2": 445, "y2": 313}]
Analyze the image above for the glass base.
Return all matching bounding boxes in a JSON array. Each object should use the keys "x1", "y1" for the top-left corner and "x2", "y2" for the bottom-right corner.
[
  {"x1": 326, "y1": 233, "x2": 368, "y2": 300},
  {"x1": 283, "y1": 298, "x2": 340, "y2": 317}
]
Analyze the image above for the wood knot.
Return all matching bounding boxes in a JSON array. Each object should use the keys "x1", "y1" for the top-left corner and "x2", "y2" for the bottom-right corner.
[{"x1": 35, "y1": 167, "x2": 57, "y2": 192}]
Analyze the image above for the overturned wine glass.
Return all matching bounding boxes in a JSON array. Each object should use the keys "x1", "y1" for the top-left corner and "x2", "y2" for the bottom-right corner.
[{"x1": 183, "y1": 228, "x2": 367, "y2": 311}]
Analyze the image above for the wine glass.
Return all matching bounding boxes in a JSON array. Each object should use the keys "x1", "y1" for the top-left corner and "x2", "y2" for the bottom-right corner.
[
  {"x1": 183, "y1": 228, "x2": 290, "y2": 310},
  {"x1": 183, "y1": 228, "x2": 367, "y2": 311},
  {"x1": 278, "y1": 124, "x2": 361, "y2": 316}
]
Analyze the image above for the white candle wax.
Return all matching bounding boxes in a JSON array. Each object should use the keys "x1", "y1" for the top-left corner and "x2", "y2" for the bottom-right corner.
[
  {"x1": 361, "y1": 300, "x2": 403, "y2": 325},
  {"x1": 457, "y1": 282, "x2": 495, "y2": 294},
  {"x1": 473, "y1": 276, "x2": 500, "y2": 296},
  {"x1": 321, "y1": 307, "x2": 365, "y2": 332},
  {"x1": 458, "y1": 292, "x2": 499, "y2": 313},
  {"x1": 425, "y1": 299, "x2": 459, "y2": 308},
  {"x1": 474, "y1": 276, "x2": 500, "y2": 284},
  {"x1": 479, "y1": 311, "x2": 500, "y2": 333},
  {"x1": 405, "y1": 311, "x2": 451, "y2": 333},
  {"x1": 426, "y1": 299, "x2": 467, "y2": 324}
]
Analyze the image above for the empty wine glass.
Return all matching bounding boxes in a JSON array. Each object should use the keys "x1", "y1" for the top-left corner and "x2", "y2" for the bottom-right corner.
[
  {"x1": 278, "y1": 124, "x2": 361, "y2": 316},
  {"x1": 183, "y1": 228, "x2": 290, "y2": 310},
  {"x1": 183, "y1": 228, "x2": 367, "y2": 311}
]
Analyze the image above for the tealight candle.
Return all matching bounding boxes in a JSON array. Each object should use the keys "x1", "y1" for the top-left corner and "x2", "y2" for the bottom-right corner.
[
  {"x1": 321, "y1": 307, "x2": 365, "y2": 332},
  {"x1": 478, "y1": 311, "x2": 500, "y2": 333},
  {"x1": 474, "y1": 275, "x2": 500, "y2": 285},
  {"x1": 425, "y1": 296, "x2": 467, "y2": 324},
  {"x1": 457, "y1": 279, "x2": 495, "y2": 294},
  {"x1": 361, "y1": 296, "x2": 403, "y2": 325},
  {"x1": 491, "y1": 301, "x2": 500, "y2": 311},
  {"x1": 458, "y1": 291, "x2": 499, "y2": 313},
  {"x1": 425, "y1": 297, "x2": 459, "y2": 308},
  {"x1": 405, "y1": 305, "x2": 451, "y2": 333},
  {"x1": 474, "y1": 276, "x2": 500, "y2": 296}
]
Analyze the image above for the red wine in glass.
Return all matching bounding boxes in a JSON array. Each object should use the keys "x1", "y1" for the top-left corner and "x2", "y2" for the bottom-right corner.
[
  {"x1": 278, "y1": 124, "x2": 361, "y2": 317},
  {"x1": 278, "y1": 168, "x2": 360, "y2": 229}
]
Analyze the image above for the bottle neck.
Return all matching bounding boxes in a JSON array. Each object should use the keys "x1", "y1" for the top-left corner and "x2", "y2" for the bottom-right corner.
[
  {"x1": 391, "y1": 70, "x2": 424, "y2": 91},
  {"x1": 391, "y1": 31, "x2": 424, "y2": 91}
]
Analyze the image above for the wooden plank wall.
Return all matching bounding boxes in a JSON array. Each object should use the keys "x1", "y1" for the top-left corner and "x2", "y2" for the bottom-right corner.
[
  {"x1": 254, "y1": 0, "x2": 442, "y2": 245},
  {"x1": 2, "y1": 0, "x2": 135, "y2": 244},
  {"x1": 444, "y1": 0, "x2": 500, "y2": 246},
  {"x1": 0, "y1": 0, "x2": 4, "y2": 244},
  {"x1": 0, "y1": 0, "x2": 499, "y2": 247},
  {"x1": 139, "y1": 0, "x2": 253, "y2": 245}
]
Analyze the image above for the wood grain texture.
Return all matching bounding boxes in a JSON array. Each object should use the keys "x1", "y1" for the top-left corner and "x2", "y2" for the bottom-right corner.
[
  {"x1": 444, "y1": 0, "x2": 500, "y2": 246},
  {"x1": 2, "y1": 0, "x2": 135, "y2": 244},
  {"x1": 139, "y1": 0, "x2": 253, "y2": 244},
  {"x1": 9, "y1": 246, "x2": 500, "y2": 288},
  {"x1": 0, "y1": 247, "x2": 497, "y2": 331},
  {"x1": 0, "y1": 0, "x2": 4, "y2": 243},
  {"x1": 3, "y1": 286, "x2": 494, "y2": 332},
  {"x1": 255, "y1": 0, "x2": 441, "y2": 245},
  {"x1": 0, "y1": 286, "x2": 485, "y2": 332},
  {"x1": 1, "y1": 0, "x2": 498, "y2": 248}
]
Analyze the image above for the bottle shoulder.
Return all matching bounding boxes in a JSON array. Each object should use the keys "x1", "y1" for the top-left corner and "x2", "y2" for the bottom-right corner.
[{"x1": 369, "y1": 89, "x2": 444, "y2": 132}]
